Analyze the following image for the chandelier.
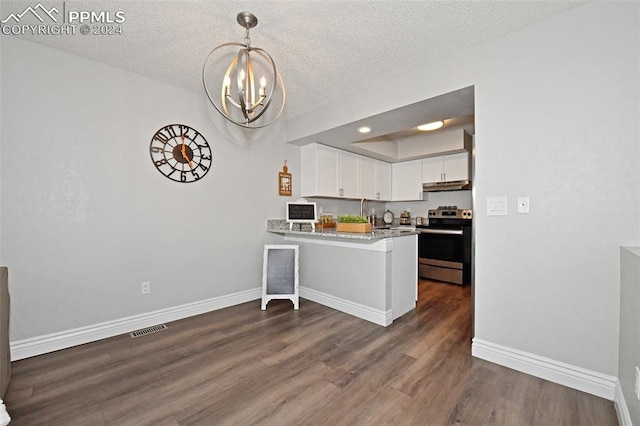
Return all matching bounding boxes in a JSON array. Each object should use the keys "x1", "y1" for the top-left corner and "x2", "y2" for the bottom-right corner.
[{"x1": 203, "y1": 12, "x2": 285, "y2": 129}]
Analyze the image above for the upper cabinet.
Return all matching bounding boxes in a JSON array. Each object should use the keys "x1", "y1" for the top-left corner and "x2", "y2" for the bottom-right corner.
[
  {"x1": 360, "y1": 157, "x2": 392, "y2": 201},
  {"x1": 422, "y1": 152, "x2": 470, "y2": 183},
  {"x1": 339, "y1": 150, "x2": 359, "y2": 198},
  {"x1": 358, "y1": 156, "x2": 377, "y2": 199},
  {"x1": 301, "y1": 143, "x2": 471, "y2": 202},
  {"x1": 301, "y1": 143, "x2": 392, "y2": 200},
  {"x1": 301, "y1": 143, "x2": 340, "y2": 197},
  {"x1": 376, "y1": 161, "x2": 392, "y2": 201},
  {"x1": 391, "y1": 160, "x2": 423, "y2": 201}
]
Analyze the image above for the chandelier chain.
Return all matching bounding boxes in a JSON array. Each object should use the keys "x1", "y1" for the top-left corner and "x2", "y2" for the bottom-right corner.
[{"x1": 244, "y1": 27, "x2": 251, "y2": 47}]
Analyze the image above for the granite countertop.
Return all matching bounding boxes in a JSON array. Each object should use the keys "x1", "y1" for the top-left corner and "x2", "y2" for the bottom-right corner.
[{"x1": 266, "y1": 219, "x2": 419, "y2": 241}]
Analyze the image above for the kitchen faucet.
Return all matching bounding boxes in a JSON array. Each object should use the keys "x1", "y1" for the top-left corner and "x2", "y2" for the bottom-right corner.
[{"x1": 360, "y1": 198, "x2": 368, "y2": 217}]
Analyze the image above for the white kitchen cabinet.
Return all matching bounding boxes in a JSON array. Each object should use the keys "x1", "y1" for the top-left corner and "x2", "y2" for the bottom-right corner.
[
  {"x1": 358, "y1": 156, "x2": 377, "y2": 199},
  {"x1": 391, "y1": 160, "x2": 423, "y2": 201},
  {"x1": 359, "y1": 157, "x2": 392, "y2": 201},
  {"x1": 376, "y1": 161, "x2": 392, "y2": 201},
  {"x1": 302, "y1": 144, "x2": 396, "y2": 201},
  {"x1": 421, "y1": 152, "x2": 470, "y2": 183},
  {"x1": 339, "y1": 150, "x2": 359, "y2": 198},
  {"x1": 301, "y1": 143, "x2": 340, "y2": 197},
  {"x1": 301, "y1": 143, "x2": 375, "y2": 199}
]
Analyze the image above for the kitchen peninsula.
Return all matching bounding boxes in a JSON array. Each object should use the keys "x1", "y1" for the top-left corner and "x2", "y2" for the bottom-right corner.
[{"x1": 266, "y1": 219, "x2": 418, "y2": 326}]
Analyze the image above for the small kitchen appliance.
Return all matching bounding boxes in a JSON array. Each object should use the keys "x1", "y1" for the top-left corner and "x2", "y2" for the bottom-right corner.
[
  {"x1": 399, "y1": 211, "x2": 411, "y2": 225},
  {"x1": 416, "y1": 206, "x2": 472, "y2": 285}
]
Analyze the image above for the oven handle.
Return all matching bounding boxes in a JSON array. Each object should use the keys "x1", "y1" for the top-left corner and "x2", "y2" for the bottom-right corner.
[{"x1": 419, "y1": 229, "x2": 463, "y2": 236}]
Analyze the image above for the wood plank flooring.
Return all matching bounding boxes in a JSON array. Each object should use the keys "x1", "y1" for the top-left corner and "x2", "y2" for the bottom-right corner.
[{"x1": 5, "y1": 280, "x2": 617, "y2": 425}]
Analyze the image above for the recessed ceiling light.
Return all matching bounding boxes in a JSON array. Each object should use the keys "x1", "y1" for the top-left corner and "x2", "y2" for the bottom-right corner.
[
  {"x1": 357, "y1": 126, "x2": 371, "y2": 134},
  {"x1": 417, "y1": 121, "x2": 444, "y2": 131}
]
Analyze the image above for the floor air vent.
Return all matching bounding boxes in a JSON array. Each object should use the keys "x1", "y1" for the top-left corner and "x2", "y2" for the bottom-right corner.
[{"x1": 129, "y1": 324, "x2": 168, "y2": 338}]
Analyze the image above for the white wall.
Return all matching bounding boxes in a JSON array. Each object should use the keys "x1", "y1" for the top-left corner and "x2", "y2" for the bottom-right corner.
[
  {"x1": 286, "y1": 1, "x2": 640, "y2": 378},
  {"x1": 0, "y1": 37, "x2": 300, "y2": 340},
  {"x1": 472, "y1": 0, "x2": 638, "y2": 377},
  {"x1": 619, "y1": 247, "x2": 640, "y2": 424}
]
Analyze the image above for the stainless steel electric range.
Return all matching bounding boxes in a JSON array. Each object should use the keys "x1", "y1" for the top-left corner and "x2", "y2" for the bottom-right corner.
[{"x1": 416, "y1": 206, "x2": 472, "y2": 285}]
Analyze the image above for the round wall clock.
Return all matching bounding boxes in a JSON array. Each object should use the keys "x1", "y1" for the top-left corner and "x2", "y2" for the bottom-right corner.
[{"x1": 149, "y1": 124, "x2": 212, "y2": 183}]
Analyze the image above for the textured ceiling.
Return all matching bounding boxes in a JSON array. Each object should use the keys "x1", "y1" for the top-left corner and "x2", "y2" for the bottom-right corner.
[{"x1": 1, "y1": 0, "x2": 583, "y2": 123}]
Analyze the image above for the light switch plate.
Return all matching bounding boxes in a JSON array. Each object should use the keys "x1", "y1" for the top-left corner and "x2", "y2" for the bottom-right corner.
[
  {"x1": 487, "y1": 197, "x2": 508, "y2": 216},
  {"x1": 517, "y1": 197, "x2": 530, "y2": 214}
]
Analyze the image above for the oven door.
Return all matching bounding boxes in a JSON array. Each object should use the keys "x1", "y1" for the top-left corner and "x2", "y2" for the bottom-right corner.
[
  {"x1": 418, "y1": 228, "x2": 464, "y2": 263},
  {"x1": 418, "y1": 228, "x2": 467, "y2": 284}
]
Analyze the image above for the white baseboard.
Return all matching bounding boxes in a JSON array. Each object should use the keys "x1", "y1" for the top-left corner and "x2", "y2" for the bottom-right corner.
[
  {"x1": 614, "y1": 378, "x2": 633, "y2": 426},
  {"x1": 472, "y1": 338, "x2": 617, "y2": 400},
  {"x1": 299, "y1": 286, "x2": 392, "y2": 326},
  {"x1": 11, "y1": 288, "x2": 262, "y2": 361}
]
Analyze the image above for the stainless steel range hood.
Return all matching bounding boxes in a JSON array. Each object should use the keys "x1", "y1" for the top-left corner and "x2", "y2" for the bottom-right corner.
[{"x1": 423, "y1": 180, "x2": 471, "y2": 192}]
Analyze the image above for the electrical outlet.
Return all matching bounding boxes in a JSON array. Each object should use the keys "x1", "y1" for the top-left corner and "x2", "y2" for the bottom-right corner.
[
  {"x1": 141, "y1": 281, "x2": 150, "y2": 295},
  {"x1": 634, "y1": 366, "x2": 640, "y2": 401},
  {"x1": 517, "y1": 197, "x2": 530, "y2": 214}
]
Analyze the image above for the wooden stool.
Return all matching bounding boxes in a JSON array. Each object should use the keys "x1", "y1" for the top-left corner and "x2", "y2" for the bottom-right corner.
[{"x1": 261, "y1": 245, "x2": 299, "y2": 310}]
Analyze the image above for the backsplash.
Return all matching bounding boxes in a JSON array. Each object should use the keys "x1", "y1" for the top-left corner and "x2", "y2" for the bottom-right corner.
[
  {"x1": 302, "y1": 190, "x2": 472, "y2": 223},
  {"x1": 385, "y1": 190, "x2": 473, "y2": 218}
]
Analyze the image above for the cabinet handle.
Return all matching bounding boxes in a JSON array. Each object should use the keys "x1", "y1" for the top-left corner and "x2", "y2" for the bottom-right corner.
[
  {"x1": 443, "y1": 172, "x2": 446, "y2": 181},
  {"x1": 376, "y1": 192, "x2": 380, "y2": 199}
]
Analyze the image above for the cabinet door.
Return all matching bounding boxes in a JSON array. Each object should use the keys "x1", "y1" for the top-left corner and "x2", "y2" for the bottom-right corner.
[
  {"x1": 421, "y1": 156, "x2": 444, "y2": 183},
  {"x1": 376, "y1": 161, "x2": 392, "y2": 201},
  {"x1": 314, "y1": 144, "x2": 340, "y2": 197},
  {"x1": 339, "y1": 151, "x2": 359, "y2": 198},
  {"x1": 359, "y1": 157, "x2": 377, "y2": 199},
  {"x1": 443, "y1": 152, "x2": 469, "y2": 181},
  {"x1": 392, "y1": 160, "x2": 423, "y2": 201}
]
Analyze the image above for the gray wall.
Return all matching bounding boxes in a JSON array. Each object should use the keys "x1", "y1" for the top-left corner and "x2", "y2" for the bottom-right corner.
[
  {"x1": 1, "y1": 2, "x2": 638, "y2": 386},
  {"x1": 619, "y1": 247, "x2": 640, "y2": 424},
  {"x1": 0, "y1": 37, "x2": 300, "y2": 340},
  {"x1": 287, "y1": 1, "x2": 640, "y2": 378}
]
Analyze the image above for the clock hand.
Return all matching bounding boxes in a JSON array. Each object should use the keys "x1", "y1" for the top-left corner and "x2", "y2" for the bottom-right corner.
[{"x1": 180, "y1": 130, "x2": 194, "y2": 168}]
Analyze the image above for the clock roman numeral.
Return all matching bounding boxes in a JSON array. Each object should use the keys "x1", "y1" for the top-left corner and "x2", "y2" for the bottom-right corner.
[
  {"x1": 164, "y1": 125, "x2": 178, "y2": 139},
  {"x1": 154, "y1": 132, "x2": 170, "y2": 144}
]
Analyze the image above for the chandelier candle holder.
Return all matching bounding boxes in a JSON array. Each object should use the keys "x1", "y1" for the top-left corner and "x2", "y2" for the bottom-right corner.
[{"x1": 203, "y1": 12, "x2": 285, "y2": 129}]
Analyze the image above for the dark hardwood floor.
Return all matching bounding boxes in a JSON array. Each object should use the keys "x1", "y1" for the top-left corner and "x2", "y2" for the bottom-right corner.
[{"x1": 5, "y1": 280, "x2": 617, "y2": 425}]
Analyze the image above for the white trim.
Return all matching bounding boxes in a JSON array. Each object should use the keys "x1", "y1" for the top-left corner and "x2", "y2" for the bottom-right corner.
[
  {"x1": 471, "y1": 338, "x2": 616, "y2": 400},
  {"x1": 284, "y1": 235, "x2": 393, "y2": 252},
  {"x1": 614, "y1": 378, "x2": 633, "y2": 426},
  {"x1": 299, "y1": 286, "x2": 392, "y2": 326},
  {"x1": 10, "y1": 287, "x2": 262, "y2": 361}
]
